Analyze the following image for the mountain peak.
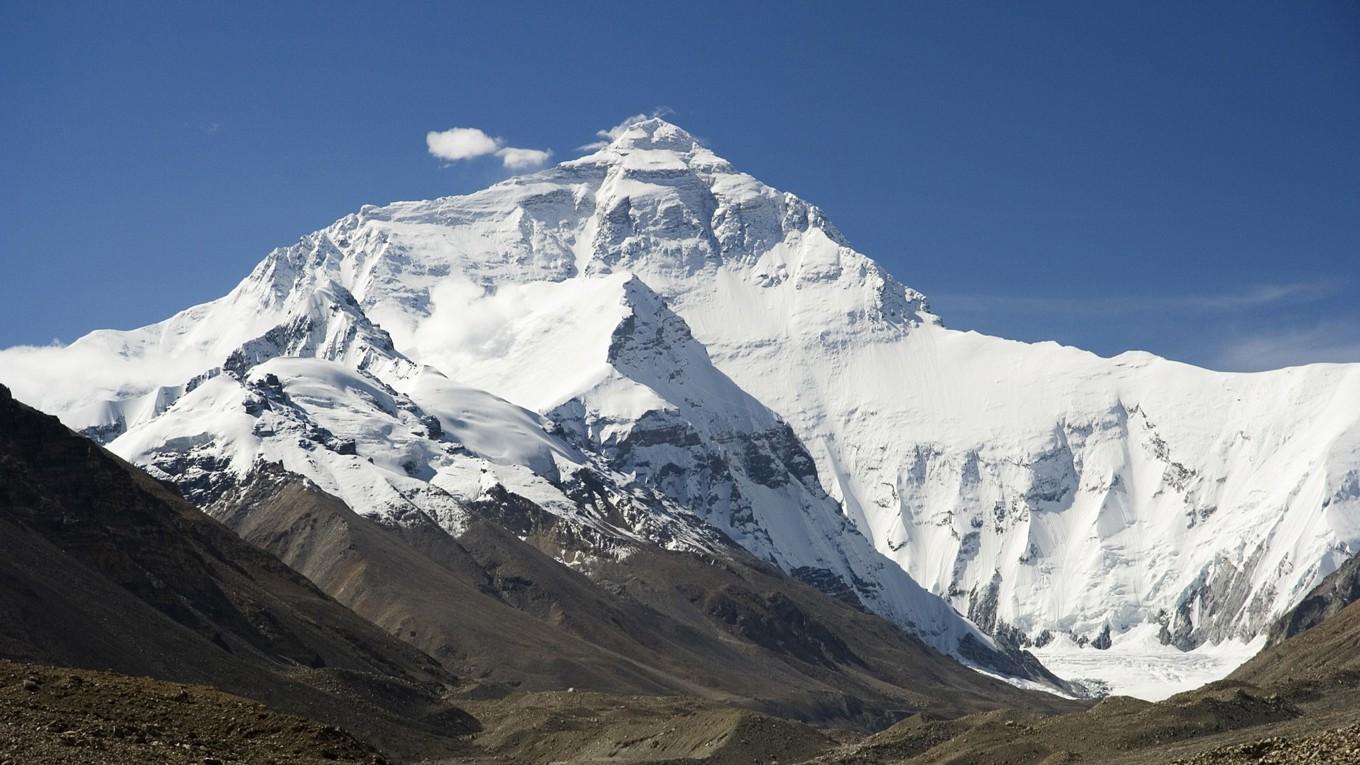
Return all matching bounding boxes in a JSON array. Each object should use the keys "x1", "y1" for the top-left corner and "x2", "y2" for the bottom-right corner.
[
  {"x1": 604, "y1": 115, "x2": 702, "y2": 152},
  {"x1": 567, "y1": 116, "x2": 727, "y2": 173}
]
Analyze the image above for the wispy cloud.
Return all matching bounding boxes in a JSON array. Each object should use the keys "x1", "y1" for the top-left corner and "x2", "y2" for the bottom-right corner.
[
  {"x1": 936, "y1": 280, "x2": 1359, "y2": 371},
  {"x1": 935, "y1": 281, "x2": 1342, "y2": 318},
  {"x1": 0, "y1": 339, "x2": 212, "y2": 417},
  {"x1": 577, "y1": 108, "x2": 676, "y2": 152},
  {"x1": 1208, "y1": 320, "x2": 1360, "y2": 371},
  {"x1": 183, "y1": 121, "x2": 222, "y2": 136},
  {"x1": 495, "y1": 146, "x2": 553, "y2": 169},
  {"x1": 425, "y1": 126, "x2": 552, "y2": 169}
]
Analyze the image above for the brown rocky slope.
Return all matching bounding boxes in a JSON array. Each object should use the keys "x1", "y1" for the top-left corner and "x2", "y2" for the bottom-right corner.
[
  {"x1": 214, "y1": 464, "x2": 1079, "y2": 730},
  {"x1": 0, "y1": 384, "x2": 476, "y2": 760}
]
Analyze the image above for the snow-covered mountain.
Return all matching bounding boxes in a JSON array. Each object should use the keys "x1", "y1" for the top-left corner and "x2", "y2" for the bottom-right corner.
[{"x1": 3, "y1": 116, "x2": 1357, "y2": 696}]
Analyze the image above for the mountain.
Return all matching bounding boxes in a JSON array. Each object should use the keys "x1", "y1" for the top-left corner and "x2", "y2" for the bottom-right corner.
[
  {"x1": 0, "y1": 259, "x2": 1027, "y2": 678},
  {"x1": 0, "y1": 383, "x2": 477, "y2": 760},
  {"x1": 5, "y1": 365, "x2": 1352, "y2": 762},
  {"x1": 3, "y1": 116, "x2": 1356, "y2": 696}
]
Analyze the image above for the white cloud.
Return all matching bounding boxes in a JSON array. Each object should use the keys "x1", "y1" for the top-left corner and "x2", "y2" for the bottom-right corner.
[
  {"x1": 426, "y1": 127, "x2": 501, "y2": 161},
  {"x1": 0, "y1": 339, "x2": 213, "y2": 425},
  {"x1": 495, "y1": 146, "x2": 552, "y2": 169},
  {"x1": 425, "y1": 126, "x2": 552, "y2": 170}
]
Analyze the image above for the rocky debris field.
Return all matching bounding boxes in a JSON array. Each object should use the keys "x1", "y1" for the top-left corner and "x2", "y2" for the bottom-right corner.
[
  {"x1": 5, "y1": 655, "x2": 1360, "y2": 765},
  {"x1": 1171, "y1": 723, "x2": 1360, "y2": 765},
  {"x1": 425, "y1": 689, "x2": 848, "y2": 765},
  {"x1": 0, "y1": 661, "x2": 385, "y2": 765}
]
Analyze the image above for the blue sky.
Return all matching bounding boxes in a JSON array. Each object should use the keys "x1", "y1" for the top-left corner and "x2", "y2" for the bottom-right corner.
[{"x1": 2, "y1": 1, "x2": 1356, "y2": 370}]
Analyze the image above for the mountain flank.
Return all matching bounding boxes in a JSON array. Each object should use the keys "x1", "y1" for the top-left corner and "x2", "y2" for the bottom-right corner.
[
  {"x1": 212, "y1": 462, "x2": 1079, "y2": 727},
  {"x1": 0, "y1": 383, "x2": 475, "y2": 760}
]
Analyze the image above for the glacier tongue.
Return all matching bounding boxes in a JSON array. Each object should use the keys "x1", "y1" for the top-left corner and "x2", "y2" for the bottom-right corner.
[{"x1": 3, "y1": 115, "x2": 1358, "y2": 696}]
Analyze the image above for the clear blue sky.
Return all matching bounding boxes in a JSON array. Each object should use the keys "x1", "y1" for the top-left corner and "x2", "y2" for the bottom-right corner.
[{"x1": 2, "y1": 1, "x2": 1357, "y2": 370}]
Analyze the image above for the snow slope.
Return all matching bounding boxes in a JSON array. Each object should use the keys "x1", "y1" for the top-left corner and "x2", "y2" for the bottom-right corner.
[{"x1": 3, "y1": 116, "x2": 1357, "y2": 695}]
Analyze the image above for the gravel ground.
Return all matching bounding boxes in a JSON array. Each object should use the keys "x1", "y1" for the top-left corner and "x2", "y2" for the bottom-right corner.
[
  {"x1": 0, "y1": 661, "x2": 386, "y2": 765},
  {"x1": 1171, "y1": 723, "x2": 1360, "y2": 765}
]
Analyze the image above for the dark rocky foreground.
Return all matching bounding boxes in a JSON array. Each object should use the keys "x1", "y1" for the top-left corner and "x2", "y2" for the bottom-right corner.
[
  {"x1": 797, "y1": 680, "x2": 1360, "y2": 765},
  {"x1": 1171, "y1": 723, "x2": 1360, "y2": 765},
  {"x1": 0, "y1": 661, "x2": 383, "y2": 764},
  {"x1": 6, "y1": 659, "x2": 1357, "y2": 765}
]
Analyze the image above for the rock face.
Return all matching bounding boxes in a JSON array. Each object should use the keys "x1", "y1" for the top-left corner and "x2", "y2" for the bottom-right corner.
[
  {"x1": 1232, "y1": 550, "x2": 1360, "y2": 687},
  {"x1": 1265, "y1": 550, "x2": 1360, "y2": 646},
  {"x1": 2, "y1": 116, "x2": 1358, "y2": 690}
]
